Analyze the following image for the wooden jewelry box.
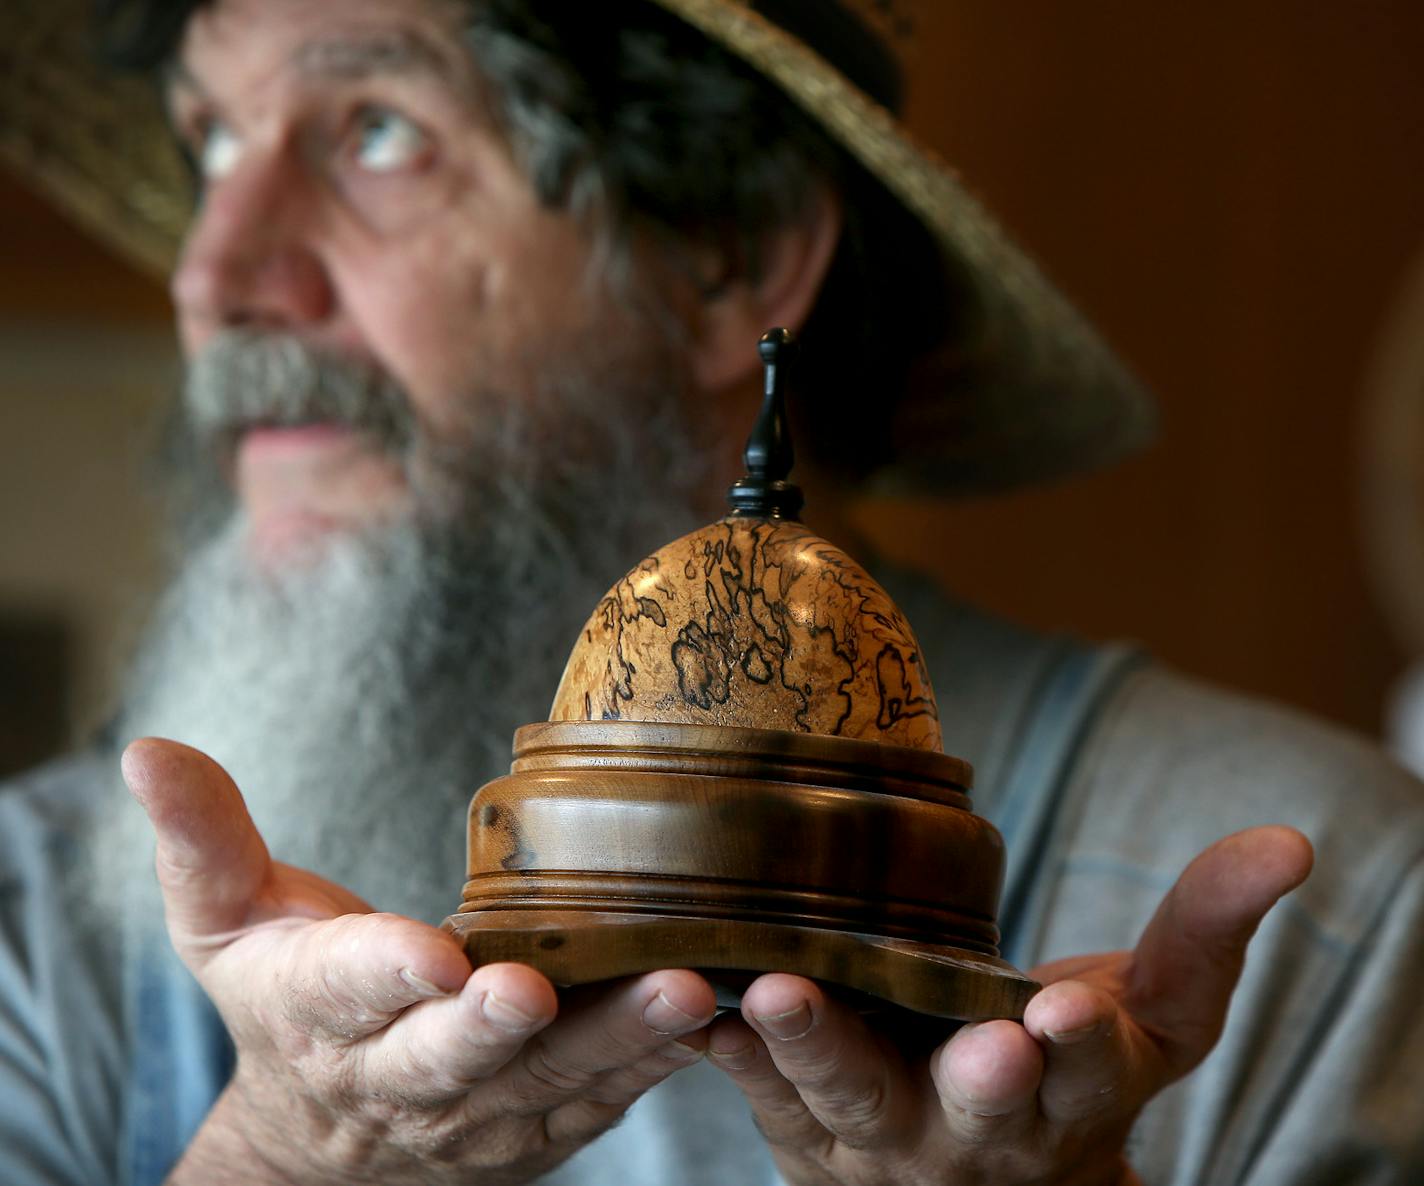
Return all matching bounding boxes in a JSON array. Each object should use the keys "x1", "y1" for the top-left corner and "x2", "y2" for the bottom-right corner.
[{"x1": 445, "y1": 330, "x2": 1036, "y2": 1021}]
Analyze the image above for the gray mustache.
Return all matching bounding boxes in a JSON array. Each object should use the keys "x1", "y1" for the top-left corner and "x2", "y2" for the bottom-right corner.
[{"x1": 183, "y1": 331, "x2": 416, "y2": 451}]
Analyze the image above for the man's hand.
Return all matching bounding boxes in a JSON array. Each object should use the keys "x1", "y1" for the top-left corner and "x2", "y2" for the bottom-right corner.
[
  {"x1": 122, "y1": 737, "x2": 717, "y2": 1186},
  {"x1": 706, "y1": 826, "x2": 1314, "y2": 1185}
]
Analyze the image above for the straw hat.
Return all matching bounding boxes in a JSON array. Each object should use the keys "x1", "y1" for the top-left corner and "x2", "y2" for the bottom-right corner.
[{"x1": 0, "y1": 0, "x2": 1156, "y2": 495}]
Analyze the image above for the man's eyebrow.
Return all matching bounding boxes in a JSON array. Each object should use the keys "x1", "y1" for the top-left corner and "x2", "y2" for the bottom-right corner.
[
  {"x1": 290, "y1": 31, "x2": 460, "y2": 83},
  {"x1": 162, "y1": 29, "x2": 459, "y2": 100}
]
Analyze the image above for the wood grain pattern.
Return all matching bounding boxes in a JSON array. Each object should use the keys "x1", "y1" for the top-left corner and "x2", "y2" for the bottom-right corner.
[
  {"x1": 446, "y1": 909, "x2": 1037, "y2": 1022},
  {"x1": 550, "y1": 517, "x2": 943, "y2": 751},
  {"x1": 445, "y1": 721, "x2": 1036, "y2": 1020}
]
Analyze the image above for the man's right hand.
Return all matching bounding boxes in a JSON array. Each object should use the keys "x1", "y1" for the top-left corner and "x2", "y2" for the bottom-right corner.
[{"x1": 122, "y1": 738, "x2": 717, "y2": 1186}]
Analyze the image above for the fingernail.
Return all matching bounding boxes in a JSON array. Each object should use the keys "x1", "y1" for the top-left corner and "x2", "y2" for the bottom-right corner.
[
  {"x1": 659, "y1": 1039, "x2": 704, "y2": 1064},
  {"x1": 398, "y1": 968, "x2": 451, "y2": 998},
  {"x1": 481, "y1": 990, "x2": 537, "y2": 1033},
  {"x1": 643, "y1": 990, "x2": 703, "y2": 1035},
  {"x1": 753, "y1": 1001, "x2": 812, "y2": 1040},
  {"x1": 708, "y1": 1042, "x2": 756, "y2": 1070}
]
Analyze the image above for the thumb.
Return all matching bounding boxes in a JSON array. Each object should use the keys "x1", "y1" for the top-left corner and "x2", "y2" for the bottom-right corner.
[
  {"x1": 1125, "y1": 825, "x2": 1313, "y2": 1079},
  {"x1": 121, "y1": 737, "x2": 274, "y2": 953}
]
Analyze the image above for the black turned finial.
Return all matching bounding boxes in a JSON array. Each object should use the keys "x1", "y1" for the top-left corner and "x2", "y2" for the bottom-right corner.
[{"x1": 727, "y1": 328, "x2": 805, "y2": 520}]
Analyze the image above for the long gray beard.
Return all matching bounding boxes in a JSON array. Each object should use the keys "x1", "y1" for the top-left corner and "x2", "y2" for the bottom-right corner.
[{"x1": 103, "y1": 331, "x2": 710, "y2": 930}]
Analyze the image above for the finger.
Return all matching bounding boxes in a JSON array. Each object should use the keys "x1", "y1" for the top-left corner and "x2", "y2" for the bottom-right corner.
[
  {"x1": 930, "y1": 1019, "x2": 1044, "y2": 1147},
  {"x1": 543, "y1": 1031, "x2": 709, "y2": 1146},
  {"x1": 482, "y1": 969, "x2": 716, "y2": 1119},
  {"x1": 122, "y1": 739, "x2": 372, "y2": 949},
  {"x1": 260, "y1": 911, "x2": 474, "y2": 1046},
  {"x1": 707, "y1": 1013, "x2": 834, "y2": 1162},
  {"x1": 1125, "y1": 825, "x2": 1313, "y2": 1077},
  {"x1": 121, "y1": 738, "x2": 275, "y2": 948},
  {"x1": 737, "y1": 975, "x2": 915, "y2": 1152},
  {"x1": 358, "y1": 961, "x2": 559, "y2": 1104},
  {"x1": 1022, "y1": 979, "x2": 1149, "y2": 1125}
]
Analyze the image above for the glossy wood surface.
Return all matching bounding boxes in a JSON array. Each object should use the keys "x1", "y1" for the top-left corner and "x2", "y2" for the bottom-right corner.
[
  {"x1": 447, "y1": 909, "x2": 1037, "y2": 1022},
  {"x1": 551, "y1": 517, "x2": 944, "y2": 752},
  {"x1": 446, "y1": 721, "x2": 1035, "y2": 1020}
]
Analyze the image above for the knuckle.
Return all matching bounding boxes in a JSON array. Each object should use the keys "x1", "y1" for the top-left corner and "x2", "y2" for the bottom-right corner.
[
  {"x1": 281, "y1": 972, "x2": 367, "y2": 1041},
  {"x1": 942, "y1": 1091, "x2": 1022, "y2": 1149},
  {"x1": 391, "y1": 1040, "x2": 471, "y2": 1102},
  {"x1": 750, "y1": 1106, "x2": 834, "y2": 1159},
  {"x1": 386, "y1": 1105, "x2": 482, "y2": 1165},
  {"x1": 949, "y1": 1109, "x2": 1003, "y2": 1149},
  {"x1": 781, "y1": 1048, "x2": 847, "y2": 1095},
  {"x1": 505, "y1": 1038, "x2": 594, "y2": 1110},
  {"x1": 826, "y1": 1076, "x2": 891, "y2": 1141},
  {"x1": 324, "y1": 1055, "x2": 370, "y2": 1113},
  {"x1": 1075, "y1": 1074, "x2": 1127, "y2": 1120},
  {"x1": 275, "y1": 917, "x2": 414, "y2": 1041},
  {"x1": 543, "y1": 1097, "x2": 631, "y2": 1147},
  {"x1": 153, "y1": 849, "x2": 209, "y2": 893},
  {"x1": 580, "y1": 1058, "x2": 669, "y2": 1108}
]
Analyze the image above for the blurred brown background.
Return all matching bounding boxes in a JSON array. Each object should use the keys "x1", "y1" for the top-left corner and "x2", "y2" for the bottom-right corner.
[{"x1": 2, "y1": 0, "x2": 1423, "y2": 775}]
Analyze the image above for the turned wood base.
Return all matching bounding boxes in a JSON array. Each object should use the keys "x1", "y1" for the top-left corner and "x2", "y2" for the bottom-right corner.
[
  {"x1": 445, "y1": 907, "x2": 1037, "y2": 1020},
  {"x1": 447, "y1": 721, "x2": 1037, "y2": 1022}
]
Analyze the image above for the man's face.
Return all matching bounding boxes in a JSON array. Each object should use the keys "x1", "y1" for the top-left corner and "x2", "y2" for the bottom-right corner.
[
  {"x1": 111, "y1": 0, "x2": 710, "y2": 919},
  {"x1": 168, "y1": 0, "x2": 627, "y2": 560}
]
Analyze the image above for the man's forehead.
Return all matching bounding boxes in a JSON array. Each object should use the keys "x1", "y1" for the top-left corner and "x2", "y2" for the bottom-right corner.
[
  {"x1": 291, "y1": 30, "x2": 461, "y2": 83},
  {"x1": 170, "y1": 0, "x2": 472, "y2": 93}
]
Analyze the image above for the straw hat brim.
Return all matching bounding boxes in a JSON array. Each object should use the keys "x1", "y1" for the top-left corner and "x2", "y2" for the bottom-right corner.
[{"x1": 0, "y1": 0, "x2": 1156, "y2": 495}]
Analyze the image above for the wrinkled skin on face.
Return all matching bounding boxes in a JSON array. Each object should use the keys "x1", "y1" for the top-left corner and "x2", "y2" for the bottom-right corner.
[{"x1": 168, "y1": 0, "x2": 675, "y2": 563}]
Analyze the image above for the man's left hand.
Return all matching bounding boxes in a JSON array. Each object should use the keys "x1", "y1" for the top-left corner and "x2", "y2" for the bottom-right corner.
[{"x1": 707, "y1": 826, "x2": 1312, "y2": 1185}]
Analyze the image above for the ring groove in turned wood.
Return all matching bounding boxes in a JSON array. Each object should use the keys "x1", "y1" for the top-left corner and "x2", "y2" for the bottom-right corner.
[
  {"x1": 456, "y1": 871, "x2": 1003, "y2": 955},
  {"x1": 514, "y1": 720, "x2": 972, "y2": 796}
]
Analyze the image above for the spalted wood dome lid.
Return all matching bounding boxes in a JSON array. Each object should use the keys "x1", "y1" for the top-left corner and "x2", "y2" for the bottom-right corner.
[
  {"x1": 549, "y1": 330, "x2": 943, "y2": 753},
  {"x1": 550, "y1": 516, "x2": 943, "y2": 750}
]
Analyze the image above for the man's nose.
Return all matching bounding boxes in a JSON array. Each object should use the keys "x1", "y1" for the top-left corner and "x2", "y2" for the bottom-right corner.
[{"x1": 171, "y1": 148, "x2": 335, "y2": 342}]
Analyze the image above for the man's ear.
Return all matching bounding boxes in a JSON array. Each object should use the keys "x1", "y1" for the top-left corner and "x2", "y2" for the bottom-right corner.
[{"x1": 689, "y1": 188, "x2": 843, "y2": 395}]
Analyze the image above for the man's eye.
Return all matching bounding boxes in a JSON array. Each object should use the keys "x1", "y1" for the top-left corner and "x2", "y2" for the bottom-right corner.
[
  {"x1": 352, "y1": 108, "x2": 430, "y2": 173},
  {"x1": 197, "y1": 119, "x2": 243, "y2": 180}
]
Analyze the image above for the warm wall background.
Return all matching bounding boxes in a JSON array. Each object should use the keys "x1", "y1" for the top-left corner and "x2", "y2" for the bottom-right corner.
[
  {"x1": 857, "y1": 0, "x2": 1424, "y2": 734},
  {"x1": 1, "y1": 1, "x2": 1422, "y2": 770},
  {"x1": 0, "y1": 181, "x2": 174, "y2": 772}
]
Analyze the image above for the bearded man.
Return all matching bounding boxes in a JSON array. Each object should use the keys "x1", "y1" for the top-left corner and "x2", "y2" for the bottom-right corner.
[{"x1": 1, "y1": 1, "x2": 1421, "y2": 1184}]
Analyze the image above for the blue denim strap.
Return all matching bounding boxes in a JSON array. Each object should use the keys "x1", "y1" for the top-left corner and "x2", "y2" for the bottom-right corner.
[
  {"x1": 121, "y1": 935, "x2": 234, "y2": 1186},
  {"x1": 987, "y1": 642, "x2": 1147, "y2": 968}
]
